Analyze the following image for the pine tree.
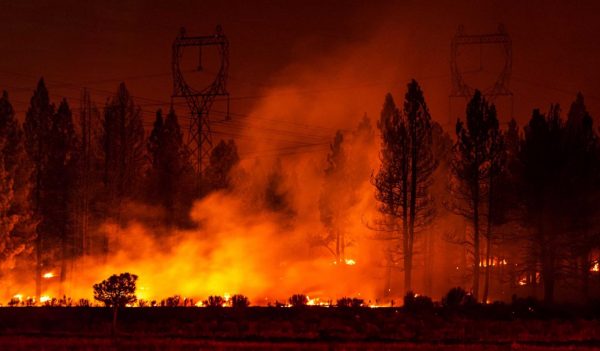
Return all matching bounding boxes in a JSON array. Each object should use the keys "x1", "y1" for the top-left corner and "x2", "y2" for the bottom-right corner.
[
  {"x1": 0, "y1": 92, "x2": 33, "y2": 279},
  {"x1": 204, "y1": 139, "x2": 240, "y2": 192},
  {"x1": 373, "y1": 93, "x2": 407, "y2": 295},
  {"x1": 317, "y1": 116, "x2": 374, "y2": 264},
  {"x1": 318, "y1": 130, "x2": 349, "y2": 263},
  {"x1": 0, "y1": 156, "x2": 19, "y2": 274},
  {"x1": 450, "y1": 90, "x2": 499, "y2": 301},
  {"x1": 373, "y1": 80, "x2": 437, "y2": 294},
  {"x1": 563, "y1": 93, "x2": 598, "y2": 300},
  {"x1": 519, "y1": 105, "x2": 565, "y2": 303},
  {"x1": 147, "y1": 108, "x2": 192, "y2": 228},
  {"x1": 23, "y1": 78, "x2": 54, "y2": 299},
  {"x1": 100, "y1": 83, "x2": 146, "y2": 236},
  {"x1": 482, "y1": 109, "x2": 505, "y2": 303},
  {"x1": 402, "y1": 80, "x2": 437, "y2": 292},
  {"x1": 46, "y1": 99, "x2": 79, "y2": 290}
]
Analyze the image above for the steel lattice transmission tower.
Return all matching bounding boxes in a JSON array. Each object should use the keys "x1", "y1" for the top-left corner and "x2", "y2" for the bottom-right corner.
[
  {"x1": 172, "y1": 25, "x2": 229, "y2": 176},
  {"x1": 450, "y1": 24, "x2": 512, "y2": 100}
]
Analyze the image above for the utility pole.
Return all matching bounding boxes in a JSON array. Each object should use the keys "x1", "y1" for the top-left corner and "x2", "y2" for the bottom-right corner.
[{"x1": 172, "y1": 25, "x2": 230, "y2": 181}]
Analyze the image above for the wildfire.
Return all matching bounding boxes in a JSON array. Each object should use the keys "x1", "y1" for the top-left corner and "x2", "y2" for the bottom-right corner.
[
  {"x1": 592, "y1": 262, "x2": 599, "y2": 272},
  {"x1": 13, "y1": 294, "x2": 23, "y2": 302},
  {"x1": 332, "y1": 258, "x2": 357, "y2": 266},
  {"x1": 518, "y1": 277, "x2": 527, "y2": 286},
  {"x1": 43, "y1": 272, "x2": 55, "y2": 279},
  {"x1": 39, "y1": 295, "x2": 51, "y2": 303},
  {"x1": 479, "y1": 258, "x2": 508, "y2": 268},
  {"x1": 306, "y1": 295, "x2": 330, "y2": 307}
]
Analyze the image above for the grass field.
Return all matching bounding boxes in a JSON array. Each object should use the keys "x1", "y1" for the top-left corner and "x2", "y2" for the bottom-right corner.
[{"x1": 0, "y1": 307, "x2": 599, "y2": 350}]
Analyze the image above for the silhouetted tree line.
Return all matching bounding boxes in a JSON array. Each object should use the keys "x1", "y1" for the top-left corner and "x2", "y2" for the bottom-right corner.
[
  {"x1": 0, "y1": 79, "x2": 240, "y2": 298},
  {"x1": 374, "y1": 80, "x2": 600, "y2": 304}
]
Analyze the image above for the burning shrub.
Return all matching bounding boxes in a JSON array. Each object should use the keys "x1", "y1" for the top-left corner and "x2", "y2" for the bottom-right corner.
[
  {"x1": 403, "y1": 291, "x2": 433, "y2": 312},
  {"x1": 8, "y1": 298, "x2": 21, "y2": 307},
  {"x1": 93, "y1": 272, "x2": 138, "y2": 308},
  {"x1": 288, "y1": 294, "x2": 308, "y2": 307},
  {"x1": 205, "y1": 295, "x2": 225, "y2": 307},
  {"x1": 78, "y1": 299, "x2": 90, "y2": 307},
  {"x1": 231, "y1": 294, "x2": 250, "y2": 308}
]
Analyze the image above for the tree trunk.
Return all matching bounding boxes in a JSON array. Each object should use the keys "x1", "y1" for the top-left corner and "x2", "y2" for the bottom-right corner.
[
  {"x1": 581, "y1": 252, "x2": 590, "y2": 301},
  {"x1": 402, "y1": 231, "x2": 410, "y2": 292},
  {"x1": 112, "y1": 307, "x2": 118, "y2": 335},
  {"x1": 60, "y1": 233, "x2": 68, "y2": 297},
  {"x1": 483, "y1": 235, "x2": 491, "y2": 303},
  {"x1": 35, "y1": 234, "x2": 42, "y2": 300},
  {"x1": 35, "y1": 169, "x2": 42, "y2": 301},
  {"x1": 408, "y1": 115, "x2": 418, "y2": 294},
  {"x1": 423, "y1": 230, "x2": 434, "y2": 296},
  {"x1": 335, "y1": 229, "x2": 340, "y2": 264},
  {"x1": 402, "y1": 158, "x2": 410, "y2": 293},
  {"x1": 541, "y1": 240, "x2": 555, "y2": 304},
  {"x1": 472, "y1": 185, "x2": 480, "y2": 301}
]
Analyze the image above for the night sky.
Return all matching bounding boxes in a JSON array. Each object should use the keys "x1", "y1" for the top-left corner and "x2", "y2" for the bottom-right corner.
[{"x1": 1, "y1": 0, "x2": 600, "y2": 132}]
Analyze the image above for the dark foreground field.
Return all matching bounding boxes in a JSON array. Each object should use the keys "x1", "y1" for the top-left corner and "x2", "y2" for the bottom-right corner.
[{"x1": 1, "y1": 307, "x2": 600, "y2": 350}]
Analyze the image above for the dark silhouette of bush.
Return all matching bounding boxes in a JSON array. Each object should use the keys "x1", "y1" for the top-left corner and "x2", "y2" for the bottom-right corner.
[
  {"x1": 93, "y1": 272, "x2": 138, "y2": 308},
  {"x1": 77, "y1": 299, "x2": 90, "y2": 307},
  {"x1": 336, "y1": 297, "x2": 352, "y2": 307},
  {"x1": 403, "y1": 291, "x2": 433, "y2": 312},
  {"x1": 288, "y1": 294, "x2": 308, "y2": 307},
  {"x1": 205, "y1": 295, "x2": 225, "y2": 307},
  {"x1": 442, "y1": 287, "x2": 478, "y2": 308},
  {"x1": 511, "y1": 294, "x2": 540, "y2": 316},
  {"x1": 336, "y1": 297, "x2": 364, "y2": 308},
  {"x1": 231, "y1": 294, "x2": 250, "y2": 308}
]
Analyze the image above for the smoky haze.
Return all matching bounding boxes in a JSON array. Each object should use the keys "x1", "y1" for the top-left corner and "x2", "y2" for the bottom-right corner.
[{"x1": 1, "y1": 0, "x2": 600, "y2": 304}]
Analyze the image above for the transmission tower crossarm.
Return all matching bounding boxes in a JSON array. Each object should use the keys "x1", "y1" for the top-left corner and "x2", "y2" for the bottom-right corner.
[
  {"x1": 452, "y1": 33, "x2": 511, "y2": 45},
  {"x1": 174, "y1": 35, "x2": 227, "y2": 47}
]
